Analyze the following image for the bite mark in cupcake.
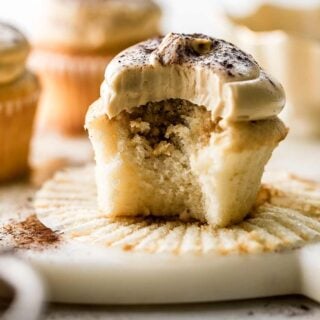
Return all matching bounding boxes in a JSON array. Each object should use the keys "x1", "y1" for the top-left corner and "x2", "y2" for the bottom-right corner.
[{"x1": 86, "y1": 33, "x2": 287, "y2": 227}]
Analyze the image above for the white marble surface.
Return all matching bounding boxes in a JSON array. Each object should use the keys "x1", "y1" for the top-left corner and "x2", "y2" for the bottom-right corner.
[
  {"x1": 42, "y1": 297, "x2": 319, "y2": 320},
  {"x1": 10, "y1": 296, "x2": 320, "y2": 320}
]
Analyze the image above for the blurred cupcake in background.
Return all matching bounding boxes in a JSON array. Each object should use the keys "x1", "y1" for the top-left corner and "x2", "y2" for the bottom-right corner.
[
  {"x1": 29, "y1": 0, "x2": 161, "y2": 135},
  {"x1": 216, "y1": 0, "x2": 320, "y2": 138},
  {"x1": 0, "y1": 23, "x2": 40, "y2": 182}
]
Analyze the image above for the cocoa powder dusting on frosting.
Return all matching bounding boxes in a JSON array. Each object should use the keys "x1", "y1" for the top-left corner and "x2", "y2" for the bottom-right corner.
[
  {"x1": 115, "y1": 33, "x2": 259, "y2": 79},
  {"x1": 2, "y1": 215, "x2": 60, "y2": 250}
]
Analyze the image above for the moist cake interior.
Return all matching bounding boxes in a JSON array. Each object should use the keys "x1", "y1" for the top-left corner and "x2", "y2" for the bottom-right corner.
[{"x1": 113, "y1": 99, "x2": 216, "y2": 220}]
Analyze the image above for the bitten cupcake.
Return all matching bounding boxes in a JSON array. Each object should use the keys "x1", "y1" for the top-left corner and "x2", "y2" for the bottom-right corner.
[
  {"x1": 0, "y1": 23, "x2": 40, "y2": 182},
  {"x1": 86, "y1": 33, "x2": 287, "y2": 227},
  {"x1": 29, "y1": 0, "x2": 161, "y2": 134}
]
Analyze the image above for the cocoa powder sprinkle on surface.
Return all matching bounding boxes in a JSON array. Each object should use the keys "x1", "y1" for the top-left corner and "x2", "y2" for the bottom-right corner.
[{"x1": 2, "y1": 215, "x2": 60, "y2": 250}]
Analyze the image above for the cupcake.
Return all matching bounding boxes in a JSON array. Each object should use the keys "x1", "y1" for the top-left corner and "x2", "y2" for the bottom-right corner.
[
  {"x1": 217, "y1": 1, "x2": 320, "y2": 138},
  {"x1": 29, "y1": 0, "x2": 161, "y2": 135},
  {"x1": 0, "y1": 23, "x2": 40, "y2": 182},
  {"x1": 86, "y1": 33, "x2": 287, "y2": 227}
]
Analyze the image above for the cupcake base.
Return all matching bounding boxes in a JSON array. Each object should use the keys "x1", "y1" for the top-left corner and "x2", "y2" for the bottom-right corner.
[
  {"x1": 35, "y1": 165, "x2": 320, "y2": 255},
  {"x1": 0, "y1": 72, "x2": 39, "y2": 182},
  {"x1": 29, "y1": 50, "x2": 112, "y2": 135},
  {"x1": 87, "y1": 99, "x2": 287, "y2": 227}
]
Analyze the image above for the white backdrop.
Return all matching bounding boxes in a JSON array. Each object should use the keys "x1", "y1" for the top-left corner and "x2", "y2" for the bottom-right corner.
[
  {"x1": 1, "y1": 0, "x2": 319, "y2": 40},
  {"x1": 0, "y1": 0, "x2": 220, "y2": 39}
]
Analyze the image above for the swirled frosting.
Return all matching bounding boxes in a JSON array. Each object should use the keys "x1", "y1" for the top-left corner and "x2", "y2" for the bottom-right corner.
[
  {"x1": 0, "y1": 23, "x2": 29, "y2": 85},
  {"x1": 96, "y1": 33, "x2": 285, "y2": 122},
  {"x1": 33, "y1": 0, "x2": 161, "y2": 54}
]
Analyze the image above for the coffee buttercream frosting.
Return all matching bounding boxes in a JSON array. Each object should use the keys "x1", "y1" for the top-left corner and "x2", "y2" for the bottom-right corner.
[
  {"x1": 98, "y1": 33, "x2": 285, "y2": 121},
  {"x1": 0, "y1": 23, "x2": 29, "y2": 85}
]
